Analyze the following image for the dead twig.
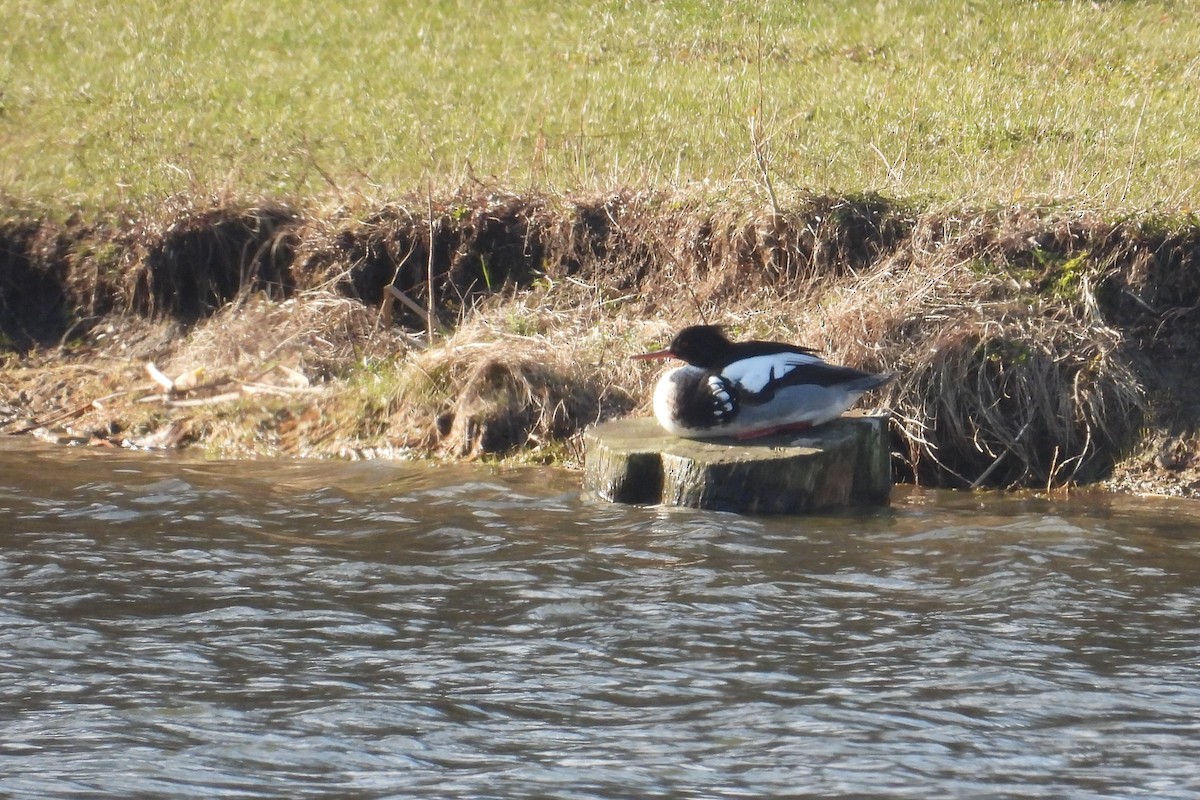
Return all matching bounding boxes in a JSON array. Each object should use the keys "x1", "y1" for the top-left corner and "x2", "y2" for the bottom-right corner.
[
  {"x1": 426, "y1": 187, "x2": 438, "y2": 342},
  {"x1": 4, "y1": 388, "x2": 141, "y2": 435}
]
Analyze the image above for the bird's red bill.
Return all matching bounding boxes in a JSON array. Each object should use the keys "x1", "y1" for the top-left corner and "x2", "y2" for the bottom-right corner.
[{"x1": 632, "y1": 348, "x2": 675, "y2": 361}]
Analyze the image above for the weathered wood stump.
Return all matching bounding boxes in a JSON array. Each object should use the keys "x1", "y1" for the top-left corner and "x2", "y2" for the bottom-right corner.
[{"x1": 583, "y1": 414, "x2": 891, "y2": 514}]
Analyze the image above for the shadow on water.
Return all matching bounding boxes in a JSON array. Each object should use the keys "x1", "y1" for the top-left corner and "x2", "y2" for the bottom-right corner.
[{"x1": 2, "y1": 437, "x2": 1200, "y2": 798}]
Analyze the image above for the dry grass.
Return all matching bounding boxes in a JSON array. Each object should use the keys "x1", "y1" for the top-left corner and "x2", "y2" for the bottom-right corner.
[
  {"x1": 815, "y1": 260, "x2": 1144, "y2": 488},
  {"x1": 715, "y1": 206, "x2": 1151, "y2": 488},
  {"x1": 163, "y1": 290, "x2": 394, "y2": 385},
  {"x1": 360, "y1": 288, "x2": 650, "y2": 463},
  {"x1": 3, "y1": 189, "x2": 1198, "y2": 491}
]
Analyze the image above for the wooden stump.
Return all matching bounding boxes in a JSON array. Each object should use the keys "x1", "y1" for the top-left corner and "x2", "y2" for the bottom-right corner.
[{"x1": 583, "y1": 414, "x2": 891, "y2": 514}]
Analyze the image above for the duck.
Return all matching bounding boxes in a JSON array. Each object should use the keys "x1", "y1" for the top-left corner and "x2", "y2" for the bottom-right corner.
[{"x1": 633, "y1": 325, "x2": 895, "y2": 440}]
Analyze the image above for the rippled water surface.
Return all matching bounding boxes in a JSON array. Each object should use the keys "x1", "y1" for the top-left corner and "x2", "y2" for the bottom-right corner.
[{"x1": 3, "y1": 438, "x2": 1200, "y2": 798}]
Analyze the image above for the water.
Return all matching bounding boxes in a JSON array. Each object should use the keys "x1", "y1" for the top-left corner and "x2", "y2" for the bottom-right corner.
[{"x1": 2, "y1": 438, "x2": 1200, "y2": 798}]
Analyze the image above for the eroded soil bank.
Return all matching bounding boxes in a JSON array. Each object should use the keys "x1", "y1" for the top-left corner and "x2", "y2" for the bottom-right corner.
[{"x1": 2, "y1": 189, "x2": 1199, "y2": 496}]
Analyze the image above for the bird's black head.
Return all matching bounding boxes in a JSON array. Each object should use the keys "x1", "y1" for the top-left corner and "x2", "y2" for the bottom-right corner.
[{"x1": 667, "y1": 325, "x2": 734, "y2": 368}]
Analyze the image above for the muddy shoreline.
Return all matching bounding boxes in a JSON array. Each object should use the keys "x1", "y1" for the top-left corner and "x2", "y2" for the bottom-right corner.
[{"x1": 2, "y1": 189, "x2": 1198, "y2": 497}]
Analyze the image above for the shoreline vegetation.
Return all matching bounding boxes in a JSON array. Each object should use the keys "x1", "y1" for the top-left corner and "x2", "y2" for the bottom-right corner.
[
  {"x1": 1, "y1": 188, "x2": 1198, "y2": 496},
  {"x1": 5, "y1": 2, "x2": 1200, "y2": 495}
]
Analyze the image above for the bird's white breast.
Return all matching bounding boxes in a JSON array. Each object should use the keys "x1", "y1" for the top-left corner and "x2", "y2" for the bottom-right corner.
[{"x1": 651, "y1": 367, "x2": 693, "y2": 435}]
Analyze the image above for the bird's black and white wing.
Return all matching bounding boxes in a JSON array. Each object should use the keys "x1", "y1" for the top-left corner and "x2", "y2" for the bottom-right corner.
[{"x1": 720, "y1": 352, "x2": 825, "y2": 399}]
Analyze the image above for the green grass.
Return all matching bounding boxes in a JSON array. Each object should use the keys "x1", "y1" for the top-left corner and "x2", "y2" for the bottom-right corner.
[{"x1": 3, "y1": 0, "x2": 1199, "y2": 209}]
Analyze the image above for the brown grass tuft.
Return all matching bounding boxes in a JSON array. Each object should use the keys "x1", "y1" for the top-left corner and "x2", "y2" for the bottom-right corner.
[
  {"x1": 380, "y1": 303, "x2": 643, "y2": 462},
  {"x1": 163, "y1": 290, "x2": 395, "y2": 385},
  {"x1": 787, "y1": 209, "x2": 1147, "y2": 488}
]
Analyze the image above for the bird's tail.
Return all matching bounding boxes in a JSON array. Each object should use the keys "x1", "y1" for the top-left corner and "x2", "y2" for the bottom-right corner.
[{"x1": 848, "y1": 372, "x2": 898, "y2": 393}]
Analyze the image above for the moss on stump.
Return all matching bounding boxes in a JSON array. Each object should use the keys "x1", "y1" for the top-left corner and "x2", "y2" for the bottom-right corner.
[{"x1": 583, "y1": 414, "x2": 891, "y2": 514}]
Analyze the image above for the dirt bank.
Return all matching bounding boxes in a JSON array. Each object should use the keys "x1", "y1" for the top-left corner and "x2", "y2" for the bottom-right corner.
[{"x1": 2, "y1": 188, "x2": 1198, "y2": 496}]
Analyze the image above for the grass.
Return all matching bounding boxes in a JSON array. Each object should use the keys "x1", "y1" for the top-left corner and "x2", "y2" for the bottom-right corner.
[{"x1": 3, "y1": 1, "x2": 1200, "y2": 209}]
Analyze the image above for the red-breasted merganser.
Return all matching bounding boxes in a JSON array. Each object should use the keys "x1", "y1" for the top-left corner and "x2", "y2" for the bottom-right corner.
[{"x1": 633, "y1": 325, "x2": 895, "y2": 439}]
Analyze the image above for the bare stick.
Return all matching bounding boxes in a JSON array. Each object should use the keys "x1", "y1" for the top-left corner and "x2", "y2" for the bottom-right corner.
[
  {"x1": 1120, "y1": 94, "x2": 1150, "y2": 205},
  {"x1": 426, "y1": 187, "x2": 437, "y2": 342},
  {"x1": 749, "y1": 112, "x2": 781, "y2": 218},
  {"x1": 386, "y1": 285, "x2": 434, "y2": 325},
  {"x1": 970, "y1": 419, "x2": 1032, "y2": 489}
]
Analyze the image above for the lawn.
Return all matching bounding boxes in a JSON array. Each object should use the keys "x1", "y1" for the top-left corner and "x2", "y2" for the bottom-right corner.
[{"x1": 2, "y1": 0, "x2": 1199, "y2": 209}]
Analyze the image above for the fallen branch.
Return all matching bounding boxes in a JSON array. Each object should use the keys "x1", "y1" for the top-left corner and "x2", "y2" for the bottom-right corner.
[
  {"x1": 970, "y1": 418, "x2": 1033, "y2": 489},
  {"x1": 240, "y1": 382, "x2": 321, "y2": 397},
  {"x1": 162, "y1": 391, "x2": 243, "y2": 408},
  {"x1": 4, "y1": 388, "x2": 143, "y2": 435}
]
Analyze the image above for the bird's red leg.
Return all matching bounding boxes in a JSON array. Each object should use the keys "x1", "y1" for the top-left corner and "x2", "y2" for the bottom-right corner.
[{"x1": 735, "y1": 421, "x2": 813, "y2": 440}]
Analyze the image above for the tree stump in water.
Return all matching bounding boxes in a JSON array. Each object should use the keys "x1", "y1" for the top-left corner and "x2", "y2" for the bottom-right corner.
[{"x1": 583, "y1": 414, "x2": 891, "y2": 514}]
